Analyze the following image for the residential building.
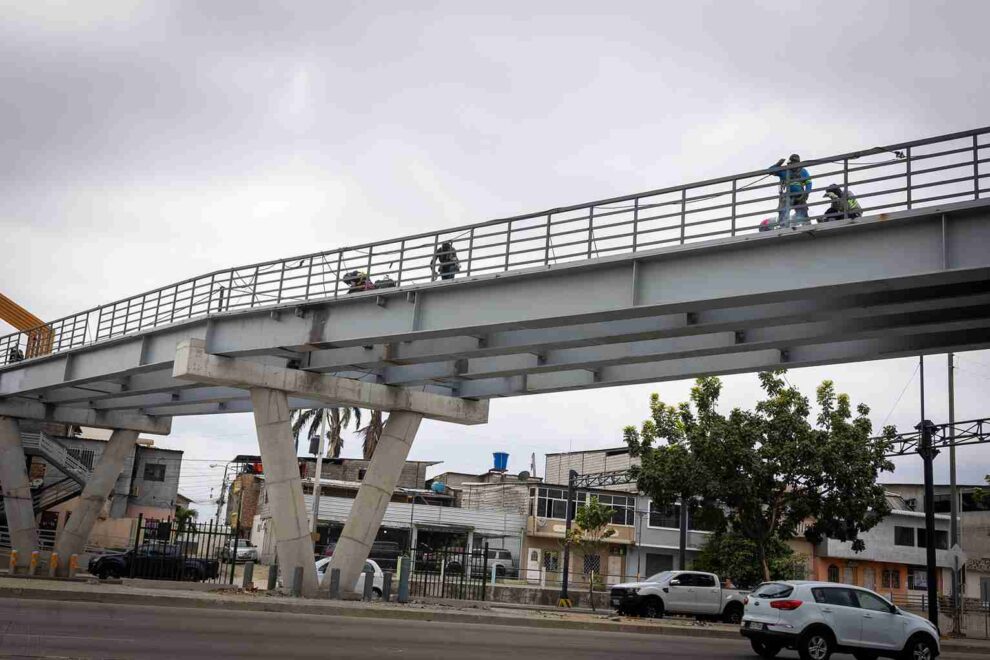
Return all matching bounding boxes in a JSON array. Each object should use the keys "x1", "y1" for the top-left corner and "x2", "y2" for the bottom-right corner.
[
  {"x1": 226, "y1": 472, "x2": 263, "y2": 538},
  {"x1": 544, "y1": 447, "x2": 638, "y2": 492},
  {"x1": 628, "y1": 494, "x2": 718, "y2": 578},
  {"x1": 28, "y1": 434, "x2": 183, "y2": 548},
  {"x1": 882, "y1": 482, "x2": 990, "y2": 600},
  {"x1": 811, "y1": 493, "x2": 955, "y2": 600}
]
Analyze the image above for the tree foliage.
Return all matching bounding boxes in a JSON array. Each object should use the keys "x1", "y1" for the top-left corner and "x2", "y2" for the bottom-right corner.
[
  {"x1": 625, "y1": 371, "x2": 895, "y2": 581},
  {"x1": 693, "y1": 528, "x2": 807, "y2": 588},
  {"x1": 564, "y1": 495, "x2": 616, "y2": 553},
  {"x1": 290, "y1": 407, "x2": 362, "y2": 458}
]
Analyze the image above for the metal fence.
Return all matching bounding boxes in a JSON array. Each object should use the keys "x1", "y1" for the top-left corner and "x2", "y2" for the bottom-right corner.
[
  {"x1": 2, "y1": 126, "x2": 987, "y2": 367},
  {"x1": 410, "y1": 544, "x2": 490, "y2": 601},
  {"x1": 121, "y1": 515, "x2": 233, "y2": 584}
]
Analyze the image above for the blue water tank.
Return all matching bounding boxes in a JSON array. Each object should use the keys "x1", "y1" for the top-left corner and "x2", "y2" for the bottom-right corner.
[
  {"x1": 493, "y1": 452, "x2": 509, "y2": 471},
  {"x1": 431, "y1": 481, "x2": 445, "y2": 494}
]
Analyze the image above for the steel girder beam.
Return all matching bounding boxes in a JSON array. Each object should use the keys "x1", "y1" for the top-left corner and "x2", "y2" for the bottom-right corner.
[
  {"x1": 455, "y1": 327, "x2": 990, "y2": 398},
  {"x1": 0, "y1": 399, "x2": 171, "y2": 434}
]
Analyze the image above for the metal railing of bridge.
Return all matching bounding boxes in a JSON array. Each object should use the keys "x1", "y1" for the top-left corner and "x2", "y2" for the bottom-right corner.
[{"x1": 2, "y1": 126, "x2": 988, "y2": 367}]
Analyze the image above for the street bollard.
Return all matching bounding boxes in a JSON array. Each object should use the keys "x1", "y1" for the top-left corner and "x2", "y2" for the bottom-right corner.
[
  {"x1": 49, "y1": 552, "x2": 59, "y2": 577},
  {"x1": 382, "y1": 571, "x2": 393, "y2": 602},
  {"x1": 68, "y1": 554, "x2": 80, "y2": 578},
  {"x1": 362, "y1": 567, "x2": 374, "y2": 601},
  {"x1": 8, "y1": 550, "x2": 18, "y2": 574},
  {"x1": 29, "y1": 551, "x2": 39, "y2": 575},
  {"x1": 291, "y1": 566, "x2": 304, "y2": 597},
  {"x1": 267, "y1": 559, "x2": 278, "y2": 591},
  {"x1": 328, "y1": 567, "x2": 341, "y2": 600},
  {"x1": 397, "y1": 555, "x2": 410, "y2": 604},
  {"x1": 242, "y1": 561, "x2": 254, "y2": 589}
]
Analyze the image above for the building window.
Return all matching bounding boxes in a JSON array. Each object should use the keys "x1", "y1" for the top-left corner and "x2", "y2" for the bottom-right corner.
[
  {"x1": 543, "y1": 550, "x2": 561, "y2": 572},
  {"x1": 583, "y1": 553, "x2": 602, "y2": 575},
  {"x1": 143, "y1": 463, "x2": 166, "y2": 482},
  {"x1": 535, "y1": 487, "x2": 569, "y2": 520},
  {"x1": 916, "y1": 529, "x2": 948, "y2": 550},
  {"x1": 647, "y1": 501, "x2": 716, "y2": 531},
  {"x1": 535, "y1": 487, "x2": 634, "y2": 525},
  {"x1": 881, "y1": 569, "x2": 901, "y2": 589},
  {"x1": 66, "y1": 447, "x2": 95, "y2": 469},
  {"x1": 907, "y1": 567, "x2": 928, "y2": 591},
  {"x1": 827, "y1": 564, "x2": 840, "y2": 583},
  {"x1": 357, "y1": 468, "x2": 367, "y2": 481},
  {"x1": 894, "y1": 526, "x2": 914, "y2": 546}
]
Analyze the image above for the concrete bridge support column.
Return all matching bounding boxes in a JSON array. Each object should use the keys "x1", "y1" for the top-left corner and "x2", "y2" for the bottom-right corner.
[
  {"x1": 53, "y1": 428, "x2": 137, "y2": 575},
  {"x1": 0, "y1": 416, "x2": 38, "y2": 570},
  {"x1": 249, "y1": 387, "x2": 318, "y2": 597},
  {"x1": 330, "y1": 411, "x2": 423, "y2": 594}
]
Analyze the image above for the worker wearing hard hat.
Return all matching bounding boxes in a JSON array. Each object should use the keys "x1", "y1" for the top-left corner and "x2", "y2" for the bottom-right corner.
[
  {"x1": 769, "y1": 154, "x2": 813, "y2": 227},
  {"x1": 820, "y1": 183, "x2": 863, "y2": 222}
]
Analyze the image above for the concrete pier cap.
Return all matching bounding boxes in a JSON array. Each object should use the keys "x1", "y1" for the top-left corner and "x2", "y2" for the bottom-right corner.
[{"x1": 172, "y1": 338, "x2": 489, "y2": 425}]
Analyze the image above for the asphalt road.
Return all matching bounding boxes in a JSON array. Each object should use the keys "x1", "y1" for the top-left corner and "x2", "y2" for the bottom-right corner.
[{"x1": 0, "y1": 598, "x2": 972, "y2": 659}]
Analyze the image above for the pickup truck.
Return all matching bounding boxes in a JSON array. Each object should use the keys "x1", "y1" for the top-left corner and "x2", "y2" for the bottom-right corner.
[{"x1": 609, "y1": 570, "x2": 746, "y2": 623}]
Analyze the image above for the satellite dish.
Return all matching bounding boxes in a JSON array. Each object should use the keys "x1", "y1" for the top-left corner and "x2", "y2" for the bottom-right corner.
[{"x1": 517, "y1": 470, "x2": 531, "y2": 481}]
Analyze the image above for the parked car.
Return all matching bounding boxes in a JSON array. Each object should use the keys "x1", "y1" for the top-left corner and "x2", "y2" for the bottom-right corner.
[
  {"x1": 445, "y1": 548, "x2": 514, "y2": 578},
  {"x1": 322, "y1": 540, "x2": 402, "y2": 571},
  {"x1": 220, "y1": 539, "x2": 259, "y2": 562},
  {"x1": 88, "y1": 542, "x2": 220, "y2": 582},
  {"x1": 741, "y1": 581, "x2": 940, "y2": 660},
  {"x1": 609, "y1": 570, "x2": 746, "y2": 623},
  {"x1": 315, "y1": 557, "x2": 384, "y2": 597}
]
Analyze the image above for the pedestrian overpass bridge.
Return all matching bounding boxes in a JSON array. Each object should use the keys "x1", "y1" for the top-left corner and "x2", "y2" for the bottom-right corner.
[{"x1": 1, "y1": 126, "x2": 988, "y2": 596}]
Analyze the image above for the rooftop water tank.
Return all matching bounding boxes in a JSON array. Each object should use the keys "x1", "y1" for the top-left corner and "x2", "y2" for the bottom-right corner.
[
  {"x1": 431, "y1": 481, "x2": 446, "y2": 494},
  {"x1": 493, "y1": 452, "x2": 509, "y2": 472}
]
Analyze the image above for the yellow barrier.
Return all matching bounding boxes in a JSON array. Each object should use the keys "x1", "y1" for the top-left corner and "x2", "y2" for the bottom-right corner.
[
  {"x1": 29, "y1": 550, "x2": 39, "y2": 575},
  {"x1": 8, "y1": 549, "x2": 18, "y2": 573},
  {"x1": 49, "y1": 552, "x2": 60, "y2": 575}
]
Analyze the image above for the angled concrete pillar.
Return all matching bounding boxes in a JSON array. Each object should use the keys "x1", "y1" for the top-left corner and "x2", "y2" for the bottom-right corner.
[
  {"x1": 53, "y1": 428, "x2": 137, "y2": 574},
  {"x1": 0, "y1": 416, "x2": 38, "y2": 569},
  {"x1": 249, "y1": 387, "x2": 318, "y2": 597},
  {"x1": 331, "y1": 411, "x2": 422, "y2": 594}
]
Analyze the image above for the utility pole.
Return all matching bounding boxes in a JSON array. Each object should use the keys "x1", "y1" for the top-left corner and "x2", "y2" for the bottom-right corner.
[
  {"x1": 678, "y1": 496, "x2": 688, "y2": 570},
  {"x1": 948, "y1": 353, "x2": 961, "y2": 635},
  {"x1": 918, "y1": 356, "x2": 939, "y2": 630},
  {"x1": 214, "y1": 463, "x2": 230, "y2": 524},
  {"x1": 310, "y1": 411, "x2": 326, "y2": 534},
  {"x1": 558, "y1": 469, "x2": 577, "y2": 608}
]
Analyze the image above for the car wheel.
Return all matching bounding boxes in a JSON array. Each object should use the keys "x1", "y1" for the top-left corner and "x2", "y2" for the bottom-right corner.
[
  {"x1": 750, "y1": 639, "x2": 781, "y2": 659},
  {"x1": 105, "y1": 566, "x2": 122, "y2": 579},
  {"x1": 446, "y1": 562, "x2": 463, "y2": 574},
  {"x1": 798, "y1": 628, "x2": 834, "y2": 660},
  {"x1": 182, "y1": 567, "x2": 202, "y2": 582},
  {"x1": 640, "y1": 597, "x2": 664, "y2": 619},
  {"x1": 495, "y1": 565, "x2": 506, "y2": 578},
  {"x1": 723, "y1": 603, "x2": 743, "y2": 624},
  {"x1": 372, "y1": 587, "x2": 383, "y2": 599},
  {"x1": 901, "y1": 635, "x2": 936, "y2": 660}
]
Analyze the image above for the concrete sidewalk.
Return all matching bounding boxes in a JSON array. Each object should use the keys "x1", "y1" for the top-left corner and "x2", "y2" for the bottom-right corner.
[{"x1": 0, "y1": 575, "x2": 987, "y2": 656}]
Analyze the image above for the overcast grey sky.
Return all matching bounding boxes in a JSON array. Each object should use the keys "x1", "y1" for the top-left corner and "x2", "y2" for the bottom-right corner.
[{"x1": 2, "y1": 1, "x2": 988, "y2": 511}]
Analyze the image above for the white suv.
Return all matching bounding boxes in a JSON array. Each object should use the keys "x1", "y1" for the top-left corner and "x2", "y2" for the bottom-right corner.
[{"x1": 741, "y1": 581, "x2": 939, "y2": 660}]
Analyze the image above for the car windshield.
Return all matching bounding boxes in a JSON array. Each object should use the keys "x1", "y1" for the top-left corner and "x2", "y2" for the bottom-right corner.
[
  {"x1": 753, "y1": 582, "x2": 794, "y2": 599},
  {"x1": 646, "y1": 571, "x2": 673, "y2": 583}
]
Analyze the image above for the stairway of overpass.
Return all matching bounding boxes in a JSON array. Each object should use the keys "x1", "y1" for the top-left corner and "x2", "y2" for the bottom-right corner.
[{"x1": 0, "y1": 126, "x2": 988, "y2": 430}]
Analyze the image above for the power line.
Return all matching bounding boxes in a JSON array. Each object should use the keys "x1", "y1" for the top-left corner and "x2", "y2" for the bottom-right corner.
[{"x1": 881, "y1": 362, "x2": 920, "y2": 428}]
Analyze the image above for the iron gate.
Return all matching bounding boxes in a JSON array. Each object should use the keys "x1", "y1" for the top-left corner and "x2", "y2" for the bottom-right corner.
[
  {"x1": 411, "y1": 544, "x2": 489, "y2": 601},
  {"x1": 127, "y1": 514, "x2": 233, "y2": 584}
]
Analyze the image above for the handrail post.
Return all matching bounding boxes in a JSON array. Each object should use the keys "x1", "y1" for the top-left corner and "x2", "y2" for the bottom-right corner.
[
  {"x1": 397, "y1": 239, "x2": 406, "y2": 287},
  {"x1": 504, "y1": 221, "x2": 512, "y2": 272},
  {"x1": 249, "y1": 266, "x2": 260, "y2": 307},
  {"x1": 466, "y1": 228, "x2": 475, "y2": 277},
  {"x1": 544, "y1": 214, "x2": 551, "y2": 266},
  {"x1": 587, "y1": 208, "x2": 593, "y2": 259},
  {"x1": 730, "y1": 179, "x2": 737, "y2": 236},
  {"x1": 632, "y1": 199, "x2": 639, "y2": 252},
  {"x1": 334, "y1": 252, "x2": 343, "y2": 298},
  {"x1": 906, "y1": 147, "x2": 913, "y2": 210},
  {"x1": 680, "y1": 188, "x2": 687, "y2": 244},
  {"x1": 366, "y1": 245, "x2": 374, "y2": 281},
  {"x1": 226, "y1": 271, "x2": 234, "y2": 310},
  {"x1": 276, "y1": 262, "x2": 286, "y2": 304},
  {"x1": 843, "y1": 158, "x2": 850, "y2": 219},
  {"x1": 974, "y1": 135, "x2": 981, "y2": 200},
  {"x1": 305, "y1": 256, "x2": 313, "y2": 300},
  {"x1": 432, "y1": 234, "x2": 440, "y2": 281}
]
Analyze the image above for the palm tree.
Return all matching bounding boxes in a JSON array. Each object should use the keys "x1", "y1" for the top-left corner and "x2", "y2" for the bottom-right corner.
[
  {"x1": 358, "y1": 410, "x2": 386, "y2": 459},
  {"x1": 290, "y1": 407, "x2": 362, "y2": 458}
]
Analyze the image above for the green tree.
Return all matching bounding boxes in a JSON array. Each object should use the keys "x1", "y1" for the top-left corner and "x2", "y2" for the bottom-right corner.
[
  {"x1": 174, "y1": 505, "x2": 198, "y2": 533},
  {"x1": 290, "y1": 407, "x2": 362, "y2": 458},
  {"x1": 358, "y1": 410, "x2": 386, "y2": 460},
  {"x1": 563, "y1": 495, "x2": 615, "y2": 597},
  {"x1": 625, "y1": 371, "x2": 894, "y2": 582},
  {"x1": 693, "y1": 528, "x2": 807, "y2": 588}
]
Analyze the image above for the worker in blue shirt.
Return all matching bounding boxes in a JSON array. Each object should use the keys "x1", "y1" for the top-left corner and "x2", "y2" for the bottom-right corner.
[{"x1": 769, "y1": 153, "x2": 812, "y2": 226}]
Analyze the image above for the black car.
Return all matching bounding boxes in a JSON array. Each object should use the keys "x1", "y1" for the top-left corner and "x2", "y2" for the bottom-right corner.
[
  {"x1": 88, "y1": 542, "x2": 220, "y2": 582},
  {"x1": 321, "y1": 540, "x2": 402, "y2": 571}
]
